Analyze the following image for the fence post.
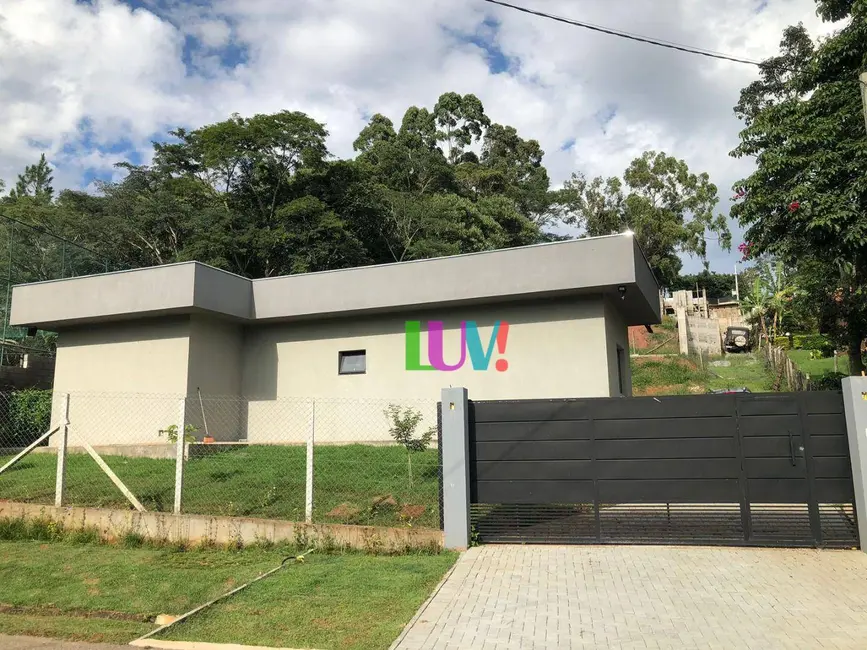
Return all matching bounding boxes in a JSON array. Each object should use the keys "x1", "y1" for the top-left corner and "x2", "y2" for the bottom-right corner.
[
  {"x1": 842, "y1": 377, "x2": 867, "y2": 551},
  {"x1": 305, "y1": 399, "x2": 315, "y2": 524},
  {"x1": 441, "y1": 387, "x2": 470, "y2": 550},
  {"x1": 54, "y1": 393, "x2": 69, "y2": 507},
  {"x1": 173, "y1": 398, "x2": 185, "y2": 514}
]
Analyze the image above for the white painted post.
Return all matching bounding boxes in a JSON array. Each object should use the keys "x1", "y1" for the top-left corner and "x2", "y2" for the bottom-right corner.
[
  {"x1": 305, "y1": 399, "x2": 315, "y2": 523},
  {"x1": 174, "y1": 398, "x2": 185, "y2": 514},
  {"x1": 54, "y1": 393, "x2": 69, "y2": 507}
]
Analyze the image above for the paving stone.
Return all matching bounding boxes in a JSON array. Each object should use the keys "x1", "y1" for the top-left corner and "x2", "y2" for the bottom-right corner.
[{"x1": 391, "y1": 545, "x2": 867, "y2": 649}]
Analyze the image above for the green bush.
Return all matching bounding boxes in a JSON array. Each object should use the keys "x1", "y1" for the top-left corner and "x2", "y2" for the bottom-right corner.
[
  {"x1": 811, "y1": 373, "x2": 846, "y2": 391},
  {"x1": 5, "y1": 389, "x2": 52, "y2": 447},
  {"x1": 775, "y1": 334, "x2": 834, "y2": 356},
  {"x1": 793, "y1": 334, "x2": 832, "y2": 352}
]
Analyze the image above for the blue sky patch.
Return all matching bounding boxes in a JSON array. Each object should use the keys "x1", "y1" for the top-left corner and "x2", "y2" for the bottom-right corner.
[{"x1": 443, "y1": 16, "x2": 515, "y2": 76}]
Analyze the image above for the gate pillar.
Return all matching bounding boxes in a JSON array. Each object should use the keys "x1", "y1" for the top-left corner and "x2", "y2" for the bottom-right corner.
[
  {"x1": 441, "y1": 387, "x2": 471, "y2": 550},
  {"x1": 842, "y1": 377, "x2": 867, "y2": 551}
]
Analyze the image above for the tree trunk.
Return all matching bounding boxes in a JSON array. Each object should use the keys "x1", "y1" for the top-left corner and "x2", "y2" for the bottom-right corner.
[{"x1": 848, "y1": 332, "x2": 866, "y2": 376}]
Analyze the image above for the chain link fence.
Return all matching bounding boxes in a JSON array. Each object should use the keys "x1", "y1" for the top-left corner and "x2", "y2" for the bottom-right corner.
[{"x1": 0, "y1": 392, "x2": 442, "y2": 530}]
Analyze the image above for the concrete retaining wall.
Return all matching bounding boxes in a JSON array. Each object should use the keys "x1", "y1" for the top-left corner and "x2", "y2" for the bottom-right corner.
[{"x1": 0, "y1": 501, "x2": 444, "y2": 552}]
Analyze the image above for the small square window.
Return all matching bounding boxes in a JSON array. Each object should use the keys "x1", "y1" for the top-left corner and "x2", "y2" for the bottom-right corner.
[{"x1": 338, "y1": 350, "x2": 366, "y2": 375}]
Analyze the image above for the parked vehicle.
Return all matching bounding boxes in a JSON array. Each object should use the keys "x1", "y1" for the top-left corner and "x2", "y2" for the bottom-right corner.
[{"x1": 723, "y1": 326, "x2": 752, "y2": 353}]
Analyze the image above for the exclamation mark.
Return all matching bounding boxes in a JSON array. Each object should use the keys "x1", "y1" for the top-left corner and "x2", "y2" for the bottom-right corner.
[{"x1": 494, "y1": 322, "x2": 510, "y2": 372}]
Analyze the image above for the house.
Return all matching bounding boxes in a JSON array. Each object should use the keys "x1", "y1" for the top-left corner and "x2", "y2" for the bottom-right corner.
[{"x1": 9, "y1": 234, "x2": 660, "y2": 446}]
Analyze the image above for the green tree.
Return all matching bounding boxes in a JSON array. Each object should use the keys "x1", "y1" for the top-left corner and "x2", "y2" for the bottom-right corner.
[
  {"x1": 555, "y1": 151, "x2": 730, "y2": 287},
  {"x1": 729, "y1": 1, "x2": 867, "y2": 374},
  {"x1": 433, "y1": 92, "x2": 491, "y2": 163},
  {"x1": 8, "y1": 154, "x2": 54, "y2": 204},
  {"x1": 354, "y1": 93, "x2": 545, "y2": 261},
  {"x1": 670, "y1": 271, "x2": 737, "y2": 302}
]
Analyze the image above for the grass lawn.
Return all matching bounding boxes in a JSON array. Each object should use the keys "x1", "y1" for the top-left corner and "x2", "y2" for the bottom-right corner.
[
  {"x1": 0, "y1": 540, "x2": 290, "y2": 643},
  {"x1": 631, "y1": 317, "x2": 680, "y2": 355},
  {"x1": 786, "y1": 349, "x2": 849, "y2": 378},
  {"x1": 0, "y1": 539, "x2": 456, "y2": 648},
  {"x1": 0, "y1": 445, "x2": 440, "y2": 528},
  {"x1": 632, "y1": 353, "x2": 774, "y2": 396},
  {"x1": 158, "y1": 553, "x2": 456, "y2": 650}
]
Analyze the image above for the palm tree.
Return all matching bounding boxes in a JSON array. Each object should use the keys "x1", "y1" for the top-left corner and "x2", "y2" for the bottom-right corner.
[
  {"x1": 740, "y1": 259, "x2": 798, "y2": 347},
  {"x1": 761, "y1": 261, "x2": 798, "y2": 342},
  {"x1": 741, "y1": 276, "x2": 771, "y2": 347}
]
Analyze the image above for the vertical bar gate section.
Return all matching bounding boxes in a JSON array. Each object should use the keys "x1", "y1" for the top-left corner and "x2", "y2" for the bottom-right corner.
[{"x1": 468, "y1": 392, "x2": 857, "y2": 548}]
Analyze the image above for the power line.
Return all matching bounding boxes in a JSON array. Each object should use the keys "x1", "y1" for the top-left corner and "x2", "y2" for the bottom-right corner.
[{"x1": 481, "y1": 0, "x2": 767, "y2": 68}]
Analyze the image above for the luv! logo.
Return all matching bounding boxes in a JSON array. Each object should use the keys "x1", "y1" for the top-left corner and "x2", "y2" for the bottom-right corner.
[{"x1": 405, "y1": 321, "x2": 510, "y2": 372}]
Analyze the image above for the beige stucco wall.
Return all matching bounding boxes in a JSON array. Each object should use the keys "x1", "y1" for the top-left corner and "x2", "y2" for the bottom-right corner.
[
  {"x1": 43, "y1": 295, "x2": 628, "y2": 447},
  {"x1": 51, "y1": 317, "x2": 191, "y2": 447},
  {"x1": 604, "y1": 298, "x2": 632, "y2": 397},
  {"x1": 241, "y1": 297, "x2": 613, "y2": 443},
  {"x1": 185, "y1": 316, "x2": 244, "y2": 442}
]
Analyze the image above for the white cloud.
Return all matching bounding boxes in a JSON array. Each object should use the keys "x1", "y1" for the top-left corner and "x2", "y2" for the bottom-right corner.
[{"x1": 0, "y1": 0, "x2": 839, "y2": 271}]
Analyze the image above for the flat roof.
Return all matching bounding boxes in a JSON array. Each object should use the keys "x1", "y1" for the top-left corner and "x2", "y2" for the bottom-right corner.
[{"x1": 10, "y1": 234, "x2": 661, "y2": 329}]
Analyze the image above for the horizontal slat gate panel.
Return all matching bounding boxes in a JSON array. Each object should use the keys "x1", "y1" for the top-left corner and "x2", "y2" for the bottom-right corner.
[
  {"x1": 475, "y1": 460, "x2": 592, "y2": 481},
  {"x1": 474, "y1": 440, "x2": 592, "y2": 461},
  {"x1": 589, "y1": 395, "x2": 735, "y2": 419},
  {"x1": 814, "y1": 478, "x2": 856, "y2": 501},
  {"x1": 738, "y1": 415, "x2": 801, "y2": 436},
  {"x1": 598, "y1": 479, "x2": 741, "y2": 503},
  {"x1": 595, "y1": 459, "x2": 740, "y2": 480},
  {"x1": 473, "y1": 421, "x2": 590, "y2": 442},
  {"x1": 745, "y1": 458, "x2": 808, "y2": 479},
  {"x1": 467, "y1": 392, "x2": 855, "y2": 548},
  {"x1": 812, "y1": 457, "x2": 854, "y2": 479},
  {"x1": 804, "y1": 413, "x2": 848, "y2": 436},
  {"x1": 593, "y1": 417, "x2": 734, "y2": 440},
  {"x1": 748, "y1": 479, "x2": 810, "y2": 502},
  {"x1": 810, "y1": 435, "x2": 850, "y2": 457},
  {"x1": 472, "y1": 401, "x2": 591, "y2": 423},
  {"x1": 595, "y1": 438, "x2": 736, "y2": 460},
  {"x1": 799, "y1": 391, "x2": 845, "y2": 414},
  {"x1": 474, "y1": 480, "x2": 594, "y2": 504},
  {"x1": 743, "y1": 437, "x2": 804, "y2": 457},
  {"x1": 736, "y1": 397, "x2": 799, "y2": 416}
]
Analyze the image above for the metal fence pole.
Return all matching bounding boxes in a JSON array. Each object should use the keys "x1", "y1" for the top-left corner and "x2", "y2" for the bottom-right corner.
[
  {"x1": 54, "y1": 393, "x2": 70, "y2": 507},
  {"x1": 1, "y1": 221, "x2": 13, "y2": 366},
  {"x1": 173, "y1": 398, "x2": 185, "y2": 514},
  {"x1": 305, "y1": 399, "x2": 315, "y2": 523}
]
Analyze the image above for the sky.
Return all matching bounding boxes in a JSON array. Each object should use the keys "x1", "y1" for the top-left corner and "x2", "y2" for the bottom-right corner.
[{"x1": 0, "y1": 0, "x2": 837, "y2": 273}]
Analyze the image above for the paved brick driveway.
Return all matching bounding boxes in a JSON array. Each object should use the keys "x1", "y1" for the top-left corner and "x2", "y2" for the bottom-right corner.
[{"x1": 392, "y1": 545, "x2": 867, "y2": 650}]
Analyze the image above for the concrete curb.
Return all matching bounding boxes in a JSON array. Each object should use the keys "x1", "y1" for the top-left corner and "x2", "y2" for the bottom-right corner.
[{"x1": 130, "y1": 641, "x2": 318, "y2": 650}]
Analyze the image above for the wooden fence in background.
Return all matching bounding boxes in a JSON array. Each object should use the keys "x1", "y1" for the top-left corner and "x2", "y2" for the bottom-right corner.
[{"x1": 763, "y1": 345, "x2": 812, "y2": 391}]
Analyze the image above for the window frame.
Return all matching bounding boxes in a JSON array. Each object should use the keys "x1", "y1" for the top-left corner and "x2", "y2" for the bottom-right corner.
[{"x1": 338, "y1": 349, "x2": 367, "y2": 375}]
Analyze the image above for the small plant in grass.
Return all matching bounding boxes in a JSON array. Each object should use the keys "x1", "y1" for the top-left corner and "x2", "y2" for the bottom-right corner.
[
  {"x1": 158, "y1": 423, "x2": 199, "y2": 444},
  {"x1": 384, "y1": 404, "x2": 435, "y2": 487},
  {"x1": 120, "y1": 530, "x2": 146, "y2": 549}
]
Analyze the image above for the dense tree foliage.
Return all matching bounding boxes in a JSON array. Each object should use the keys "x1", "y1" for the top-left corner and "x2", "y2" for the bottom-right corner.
[
  {"x1": 0, "y1": 92, "x2": 725, "y2": 302},
  {"x1": 553, "y1": 151, "x2": 731, "y2": 287},
  {"x1": 730, "y1": 0, "x2": 867, "y2": 374},
  {"x1": 669, "y1": 271, "x2": 737, "y2": 302}
]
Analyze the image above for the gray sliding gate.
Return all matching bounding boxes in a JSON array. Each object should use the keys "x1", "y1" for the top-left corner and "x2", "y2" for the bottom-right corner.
[{"x1": 469, "y1": 392, "x2": 858, "y2": 547}]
